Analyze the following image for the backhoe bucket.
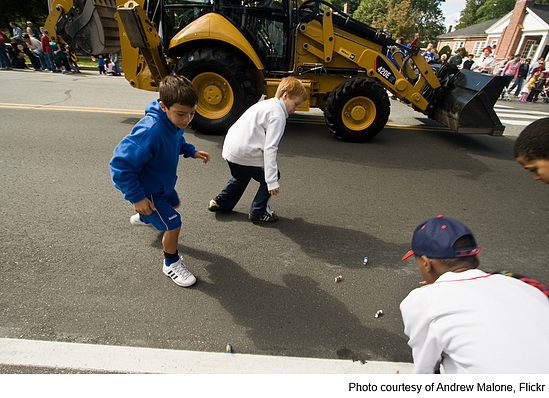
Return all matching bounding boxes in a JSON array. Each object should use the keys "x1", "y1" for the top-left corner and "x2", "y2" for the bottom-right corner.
[
  {"x1": 52, "y1": 0, "x2": 120, "y2": 55},
  {"x1": 430, "y1": 71, "x2": 507, "y2": 136}
]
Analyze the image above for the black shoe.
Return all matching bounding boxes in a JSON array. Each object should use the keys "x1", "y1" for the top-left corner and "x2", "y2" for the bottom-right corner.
[{"x1": 249, "y1": 211, "x2": 279, "y2": 223}]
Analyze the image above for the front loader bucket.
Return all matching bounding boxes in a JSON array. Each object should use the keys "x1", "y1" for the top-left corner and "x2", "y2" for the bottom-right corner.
[
  {"x1": 430, "y1": 70, "x2": 507, "y2": 136},
  {"x1": 52, "y1": 0, "x2": 120, "y2": 55}
]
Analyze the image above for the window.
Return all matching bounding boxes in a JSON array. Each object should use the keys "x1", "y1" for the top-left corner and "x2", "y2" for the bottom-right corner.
[
  {"x1": 521, "y1": 40, "x2": 538, "y2": 60},
  {"x1": 472, "y1": 41, "x2": 486, "y2": 56},
  {"x1": 453, "y1": 41, "x2": 464, "y2": 52}
]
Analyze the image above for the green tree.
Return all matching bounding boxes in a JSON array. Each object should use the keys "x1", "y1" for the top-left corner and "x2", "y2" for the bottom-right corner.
[
  {"x1": 455, "y1": 0, "x2": 527, "y2": 29},
  {"x1": 353, "y1": 0, "x2": 388, "y2": 25},
  {"x1": 325, "y1": 0, "x2": 361, "y2": 13},
  {"x1": 438, "y1": 44, "x2": 451, "y2": 58},
  {"x1": 413, "y1": 0, "x2": 445, "y2": 44},
  {"x1": 455, "y1": 0, "x2": 482, "y2": 29},
  {"x1": 353, "y1": 0, "x2": 445, "y2": 45},
  {"x1": 371, "y1": 0, "x2": 418, "y2": 41},
  {"x1": 476, "y1": 0, "x2": 516, "y2": 21},
  {"x1": 0, "y1": 0, "x2": 49, "y2": 30}
]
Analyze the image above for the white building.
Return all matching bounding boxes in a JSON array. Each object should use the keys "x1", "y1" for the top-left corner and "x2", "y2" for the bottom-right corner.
[{"x1": 437, "y1": 0, "x2": 549, "y2": 62}]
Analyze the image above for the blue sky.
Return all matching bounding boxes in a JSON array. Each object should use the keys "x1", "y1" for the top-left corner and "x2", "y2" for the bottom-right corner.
[{"x1": 440, "y1": 0, "x2": 465, "y2": 30}]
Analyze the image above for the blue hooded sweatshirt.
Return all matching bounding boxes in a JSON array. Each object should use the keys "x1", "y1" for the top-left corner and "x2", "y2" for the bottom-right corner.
[{"x1": 109, "y1": 99, "x2": 197, "y2": 204}]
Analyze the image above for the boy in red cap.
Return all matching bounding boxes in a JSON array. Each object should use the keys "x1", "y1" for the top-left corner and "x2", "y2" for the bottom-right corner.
[{"x1": 400, "y1": 216, "x2": 549, "y2": 373}]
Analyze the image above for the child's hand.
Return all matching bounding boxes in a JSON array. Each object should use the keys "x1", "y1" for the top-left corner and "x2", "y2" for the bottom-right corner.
[
  {"x1": 133, "y1": 197, "x2": 155, "y2": 215},
  {"x1": 269, "y1": 188, "x2": 279, "y2": 196},
  {"x1": 194, "y1": 150, "x2": 210, "y2": 164}
]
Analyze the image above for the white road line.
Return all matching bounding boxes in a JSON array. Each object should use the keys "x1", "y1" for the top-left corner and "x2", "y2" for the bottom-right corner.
[
  {"x1": 0, "y1": 338, "x2": 413, "y2": 374},
  {"x1": 499, "y1": 119, "x2": 537, "y2": 126},
  {"x1": 497, "y1": 113, "x2": 543, "y2": 119},
  {"x1": 495, "y1": 109, "x2": 549, "y2": 116}
]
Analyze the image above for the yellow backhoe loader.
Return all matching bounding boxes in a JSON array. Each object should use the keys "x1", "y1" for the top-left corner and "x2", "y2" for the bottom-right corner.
[{"x1": 44, "y1": 0, "x2": 506, "y2": 141}]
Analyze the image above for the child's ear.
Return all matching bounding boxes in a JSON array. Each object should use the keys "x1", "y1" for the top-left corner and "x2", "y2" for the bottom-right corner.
[
  {"x1": 418, "y1": 255, "x2": 432, "y2": 273},
  {"x1": 159, "y1": 100, "x2": 167, "y2": 112}
]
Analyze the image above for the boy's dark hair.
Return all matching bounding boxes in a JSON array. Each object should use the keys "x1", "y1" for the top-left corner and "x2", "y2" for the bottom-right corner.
[
  {"x1": 514, "y1": 117, "x2": 549, "y2": 160},
  {"x1": 159, "y1": 75, "x2": 199, "y2": 109},
  {"x1": 437, "y1": 235, "x2": 477, "y2": 268}
]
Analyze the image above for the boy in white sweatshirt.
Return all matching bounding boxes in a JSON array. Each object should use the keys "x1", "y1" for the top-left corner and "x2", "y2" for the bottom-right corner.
[{"x1": 208, "y1": 77, "x2": 307, "y2": 223}]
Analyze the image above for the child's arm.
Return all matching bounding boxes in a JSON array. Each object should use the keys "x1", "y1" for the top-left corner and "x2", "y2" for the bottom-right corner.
[
  {"x1": 179, "y1": 136, "x2": 209, "y2": 164},
  {"x1": 194, "y1": 150, "x2": 210, "y2": 163},
  {"x1": 263, "y1": 116, "x2": 286, "y2": 193},
  {"x1": 400, "y1": 294, "x2": 444, "y2": 374}
]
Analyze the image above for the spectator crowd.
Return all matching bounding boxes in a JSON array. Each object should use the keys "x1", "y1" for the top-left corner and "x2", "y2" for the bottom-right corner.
[{"x1": 1, "y1": 21, "x2": 121, "y2": 76}]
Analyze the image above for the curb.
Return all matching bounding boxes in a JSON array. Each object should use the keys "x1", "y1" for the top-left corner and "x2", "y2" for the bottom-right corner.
[{"x1": 0, "y1": 338, "x2": 413, "y2": 374}]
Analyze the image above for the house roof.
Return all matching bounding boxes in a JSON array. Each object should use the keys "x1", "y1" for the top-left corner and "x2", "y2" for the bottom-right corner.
[
  {"x1": 437, "y1": 19, "x2": 499, "y2": 39},
  {"x1": 530, "y1": 4, "x2": 549, "y2": 25}
]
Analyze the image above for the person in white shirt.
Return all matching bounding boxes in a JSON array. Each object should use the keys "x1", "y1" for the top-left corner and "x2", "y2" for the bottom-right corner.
[
  {"x1": 400, "y1": 216, "x2": 549, "y2": 374},
  {"x1": 471, "y1": 47, "x2": 496, "y2": 74},
  {"x1": 22, "y1": 33, "x2": 46, "y2": 71},
  {"x1": 208, "y1": 77, "x2": 307, "y2": 223}
]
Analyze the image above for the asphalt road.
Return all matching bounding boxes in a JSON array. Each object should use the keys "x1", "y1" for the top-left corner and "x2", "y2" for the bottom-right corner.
[{"x1": 0, "y1": 69, "x2": 548, "y2": 371}]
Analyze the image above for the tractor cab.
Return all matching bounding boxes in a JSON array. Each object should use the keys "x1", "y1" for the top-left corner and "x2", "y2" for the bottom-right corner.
[{"x1": 161, "y1": 0, "x2": 293, "y2": 71}]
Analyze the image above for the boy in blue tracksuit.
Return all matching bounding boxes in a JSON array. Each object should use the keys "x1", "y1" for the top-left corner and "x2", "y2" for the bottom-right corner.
[{"x1": 110, "y1": 75, "x2": 210, "y2": 287}]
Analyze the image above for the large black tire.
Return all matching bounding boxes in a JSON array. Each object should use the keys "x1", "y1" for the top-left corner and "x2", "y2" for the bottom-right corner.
[
  {"x1": 173, "y1": 47, "x2": 259, "y2": 134},
  {"x1": 324, "y1": 77, "x2": 390, "y2": 142}
]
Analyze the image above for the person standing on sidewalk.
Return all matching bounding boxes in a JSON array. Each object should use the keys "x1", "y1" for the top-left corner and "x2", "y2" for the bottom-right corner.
[
  {"x1": 500, "y1": 54, "x2": 520, "y2": 98},
  {"x1": 508, "y1": 58, "x2": 530, "y2": 96},
  {"x1": 50, "y1": 38, "x2": 68, "y2": 73},
  {"x1": 39, "y1": 27, "x2": 56, "y2": 72},
  {"x1": 0, "y1": 28, "x2": 11, "y2": 70}
]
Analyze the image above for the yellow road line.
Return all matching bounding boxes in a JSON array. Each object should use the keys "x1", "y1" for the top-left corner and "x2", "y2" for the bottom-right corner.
[
  {"x1": 0, "y1": 103, "x2": 144, "y2": 115},
  {"x1": 0, "y1": 102, "x2": 447, "y2": 131},
  {"x1": 288, "y1": 117, "x2": 448, "y2": 131}
]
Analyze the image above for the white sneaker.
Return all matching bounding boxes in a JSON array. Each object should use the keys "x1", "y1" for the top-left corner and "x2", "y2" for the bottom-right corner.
[
  {"x1": 163, "y1": 257, "x2": 196, "y2": 287},
  {"x1": 130, "y1": 213, "x2": 147, "y2": 226}
]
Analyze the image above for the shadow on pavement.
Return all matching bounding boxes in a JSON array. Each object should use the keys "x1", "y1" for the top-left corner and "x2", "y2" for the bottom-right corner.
[{"x1": 177, "y1": 244, "x2": 412, "y2": 363}]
